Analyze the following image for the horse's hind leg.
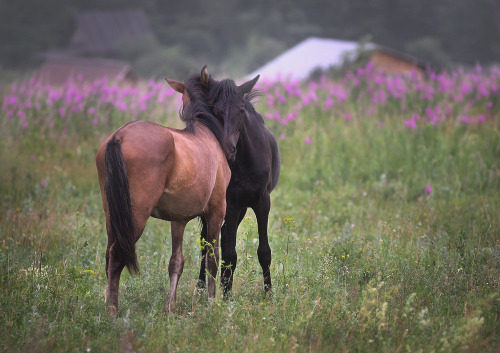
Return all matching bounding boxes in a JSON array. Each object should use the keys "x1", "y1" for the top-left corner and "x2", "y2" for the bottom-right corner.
[
  {"x1": 253, "y1": 193, "x2": 272, "y2": 293},
  {"x1": 166, "y1": 221, "x2": 186, "y2": 312},
  {"x1": 104, "y1": 215, "x2": 124, "y2": 316},
  {"x1": 105, "y1": 215, "x2": 149, "y2": 316},
  {"x1": 105, "y1": 238, "x2": 125, "y2": 316}
]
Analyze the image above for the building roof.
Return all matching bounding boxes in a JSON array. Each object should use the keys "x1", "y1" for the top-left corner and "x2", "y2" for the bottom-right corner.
[
  {"x1": 69, "y1": 8, "x2": 154, "y2": 55},
  {"x1": 33, "y1": 55, "x2": 139, "y2": 86},
  {"x1": 248, "y1": 37, "x2": 374, "y2": 81}
]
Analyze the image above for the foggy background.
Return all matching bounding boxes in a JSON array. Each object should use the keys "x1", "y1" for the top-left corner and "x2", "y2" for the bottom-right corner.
[{"x1": 0, "y1": 0, "x2": 499, "y2": 80}]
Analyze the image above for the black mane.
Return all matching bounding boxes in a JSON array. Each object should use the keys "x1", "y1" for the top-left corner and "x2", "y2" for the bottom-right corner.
[
  {"x1": 207, "y1": 78, "x2": 261, "y2": 112},
  {"x1": 179, "y1": 74, "x2": 261, "y2": 148},
  {"x1": 180, "y1": 74, "x2": 224, "y2": 146},
  {"x1": 207, "y1": 79, "x2": 238, "y2": 105}
]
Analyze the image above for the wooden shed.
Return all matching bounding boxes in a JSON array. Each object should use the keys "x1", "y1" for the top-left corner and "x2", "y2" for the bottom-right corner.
[{"x1": 369, "y1": 47, "x2": 427, "y2": 76}]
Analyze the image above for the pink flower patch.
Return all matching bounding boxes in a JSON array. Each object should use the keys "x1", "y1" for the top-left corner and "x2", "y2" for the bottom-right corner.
[{"x1": 404, "y1": 120, "x2": 417, "y2": 130}]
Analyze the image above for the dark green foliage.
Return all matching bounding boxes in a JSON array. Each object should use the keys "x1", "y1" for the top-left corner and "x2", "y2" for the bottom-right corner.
[{"x1": 1, "y1": 0, "x2": 500, "y2": 78}]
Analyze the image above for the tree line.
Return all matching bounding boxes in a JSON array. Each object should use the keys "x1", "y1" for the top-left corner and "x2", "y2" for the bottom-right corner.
[{"x1": 0, "y1": 0, "x2": 498, "y2": 79}]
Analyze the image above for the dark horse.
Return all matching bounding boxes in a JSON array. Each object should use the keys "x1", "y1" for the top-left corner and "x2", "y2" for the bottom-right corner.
[
  {"x1": 192, "y1": 69, "x2": 281, "y2": 295},
  {"x1": 96, "y1": 67, "x2": 259, "y2": 314}
]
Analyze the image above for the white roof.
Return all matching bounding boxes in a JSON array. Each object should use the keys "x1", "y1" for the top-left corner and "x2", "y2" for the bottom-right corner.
[{"x1": 247, "y1": 37, "x2": 372, "y2": 81}]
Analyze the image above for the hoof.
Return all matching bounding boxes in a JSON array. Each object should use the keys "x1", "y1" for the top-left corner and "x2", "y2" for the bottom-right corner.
[
  {"x1": 106, "y1": 305, "x2": 118, "y2": 317},
  {"x1": 165, "y1": 302, "x2": 176, "y2": 313},
  {"x1": 197, "y1": 279, "x2": 206, "y2": 289},
  {"x1": 222, "y1": 291, "x2": 232, "y2": 301},
  {"x1": 264, "y1": 286, "x2": 273, "y2": 300}
]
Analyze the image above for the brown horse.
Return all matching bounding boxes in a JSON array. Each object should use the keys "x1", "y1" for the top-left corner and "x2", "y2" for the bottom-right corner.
[{"x1": 96, "y1": 67, "x2": 258, "y2": 314}]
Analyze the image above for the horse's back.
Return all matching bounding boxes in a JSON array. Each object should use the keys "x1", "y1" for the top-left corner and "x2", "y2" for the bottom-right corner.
[{"x1": 96, "y1": 121, "x2": 174, "y2": 166}]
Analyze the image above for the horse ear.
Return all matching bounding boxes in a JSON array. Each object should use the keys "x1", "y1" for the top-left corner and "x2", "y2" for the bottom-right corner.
[
  {"x1": 201, "y1": 65, "x2": 210, "y2": 85},
  {"x1": 165, "y1": 78, "x2": 185, "y2": 93},
  {"x1": 238, "y1": 75, "x2": 260, "y2": 95}
]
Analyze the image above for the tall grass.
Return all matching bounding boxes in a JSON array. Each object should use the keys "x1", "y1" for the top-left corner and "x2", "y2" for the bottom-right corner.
[{"x1": 1, "y1": 66, "x2": 499, "y2": 352}]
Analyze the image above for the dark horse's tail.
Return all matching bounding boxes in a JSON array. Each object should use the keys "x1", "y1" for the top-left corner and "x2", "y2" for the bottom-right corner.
[{"x1": 105, "y1": 138, "x2": 139, "y2": 273}]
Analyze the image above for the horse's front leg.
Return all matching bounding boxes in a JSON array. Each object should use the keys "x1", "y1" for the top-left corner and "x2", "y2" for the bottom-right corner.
[
  {"x1": 205, "y1": 214, "x2": 224, "y2": 299},
  {"x1": 166, "y1": 221, "x2": 186, "y2": 312},
  {"x1": 197, "y1": 217, "x2": 208, "y2": 288},
  {"x1": 253, "y1": 193, "x2": 272, "y2": 293},
  {"x1": 220, "y1": 205, "x2": 246, "y2": 295}
]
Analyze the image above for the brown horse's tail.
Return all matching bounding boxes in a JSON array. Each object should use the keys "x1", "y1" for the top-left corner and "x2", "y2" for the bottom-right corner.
[{"x1": 105, "y1": 138, "x2": 139, "y2": 273}]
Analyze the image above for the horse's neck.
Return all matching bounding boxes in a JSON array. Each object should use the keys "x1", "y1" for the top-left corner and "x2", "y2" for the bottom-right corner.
[
  {"x1": 237, "y1": 123, "x2": 267, "y2": 164},
  {"x1": 191, "y1": 120, "x2": 218, "y2": 141}
]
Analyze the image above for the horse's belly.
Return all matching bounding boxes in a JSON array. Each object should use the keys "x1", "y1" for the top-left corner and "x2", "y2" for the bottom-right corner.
[{"x1": 151, "y1": 188, "x2": 210, "y2": 221}]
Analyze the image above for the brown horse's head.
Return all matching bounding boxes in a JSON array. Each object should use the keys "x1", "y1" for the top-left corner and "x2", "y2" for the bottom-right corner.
[{"x1": 167, "y1": 66, "x2": 259, "y2": 162}]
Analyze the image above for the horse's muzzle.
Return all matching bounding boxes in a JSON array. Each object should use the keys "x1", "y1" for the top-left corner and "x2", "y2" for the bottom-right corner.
[{"x1": 226, "y1": 146, "x2": 237, "y2": 161}]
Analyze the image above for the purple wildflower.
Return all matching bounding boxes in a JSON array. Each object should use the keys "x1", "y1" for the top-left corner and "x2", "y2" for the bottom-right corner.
[{"x1": 404, "y1": 119, "x2": 417, "y2": 130}]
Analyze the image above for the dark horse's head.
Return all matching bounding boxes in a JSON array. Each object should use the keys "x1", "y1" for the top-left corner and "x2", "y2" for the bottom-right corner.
[{"x1": 166, "y1": 66, "x2": 259, "y2": 161}]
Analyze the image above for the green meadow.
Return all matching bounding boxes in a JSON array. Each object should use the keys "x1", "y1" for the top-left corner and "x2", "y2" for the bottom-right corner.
[{"x1": 1, "y1": 68, "x2": 499, "y2": 352}]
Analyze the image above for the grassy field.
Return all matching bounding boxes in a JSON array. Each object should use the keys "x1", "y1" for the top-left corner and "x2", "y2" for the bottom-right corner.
[{"x1": 1, "y1": 66, "x2": 499, "y2": 352}]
